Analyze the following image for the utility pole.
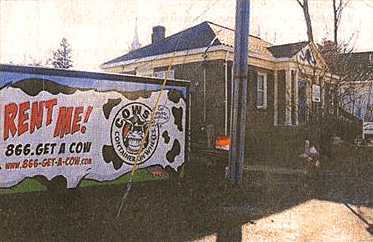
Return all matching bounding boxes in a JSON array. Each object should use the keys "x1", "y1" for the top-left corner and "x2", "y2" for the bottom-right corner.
[{"x1": 229, "y1": 0, "x2": 251, "y2": 185}]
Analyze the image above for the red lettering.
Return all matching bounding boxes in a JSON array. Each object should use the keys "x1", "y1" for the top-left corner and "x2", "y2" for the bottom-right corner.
[
  {"x1": 3, "y1": 99, "x2": 57, "y2": 140},
  {"x1": 17, "y1": 101, "x2": 30, "y2": 136},
  {"x1": 5, "y1": 162, "x2": 19, "y2": 169},
  {"x1": 3, "y1": 103, "x2": 18, "y2": 140},
  {"x1": 84, "y1": 105, "x2": 93, "y2": 122},
  {"x1": 30, "y1": 101, "x2": 44, "y2": 134},
  {"x1": 42, "y1": 158, "x2": 54, "y2": 167},
  {"x1": 71, "y1": 106, "x2": 83, "y2": 134},
  {"x1": 44, "y1": 99, "x2": 57, "y2": 126},
  {"x1": 57, "y1": 157, "x2": 63, "y2": 166},
  {"x1": 53, "y1": 107, "x2": 73, "y2": 138}
]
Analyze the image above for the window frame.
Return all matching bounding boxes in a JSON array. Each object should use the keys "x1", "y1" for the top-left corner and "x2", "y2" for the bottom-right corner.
[{"x1": 256, "y1": 72, "x2": 267, "y2": 109}]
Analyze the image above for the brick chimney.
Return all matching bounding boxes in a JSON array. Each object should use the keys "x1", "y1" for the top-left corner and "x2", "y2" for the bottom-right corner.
[{"x1": 151, "y1": 25, "x2": 165, "y2": 43}]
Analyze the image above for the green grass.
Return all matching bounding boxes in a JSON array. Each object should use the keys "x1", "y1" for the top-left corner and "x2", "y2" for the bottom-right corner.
[
  {"x1": 0, "y1": 168, "x2": 171, "y2": 194},
  {"x1": 0, "y1": 178, "x2": 47, "y2": 195},
  {"x1": 80, "y1": 168, "x2": 169, "y2": 187}
]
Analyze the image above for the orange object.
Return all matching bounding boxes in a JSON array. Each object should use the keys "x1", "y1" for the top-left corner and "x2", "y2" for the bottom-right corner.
[{"x1": 215, "y1": 135, "x2": 230, "y2": 146}]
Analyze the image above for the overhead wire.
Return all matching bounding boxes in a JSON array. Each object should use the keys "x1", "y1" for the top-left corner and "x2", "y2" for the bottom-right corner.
[{"x1": 362, "y1": 0, "x2": 373, "y2": 8}]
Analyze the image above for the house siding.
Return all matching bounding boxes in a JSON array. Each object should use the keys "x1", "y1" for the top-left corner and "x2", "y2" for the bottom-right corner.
[
  {"x1": 154, "y1": 60, "x2": 228, "y2": 140},
  {"x1": 154, "y1": 60, "x2": 278, "y2": 139},
  {"x1": 247, "y1": 66, "x2": 274, "y2": 131},
  {"x1": 114, "y1": 60, "x2": 323, "y2": 168}
]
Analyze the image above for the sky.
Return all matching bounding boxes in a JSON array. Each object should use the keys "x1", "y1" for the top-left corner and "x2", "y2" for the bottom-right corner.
[{"x1": 1, "y1": 0, "x2": 373, "y2": 71}]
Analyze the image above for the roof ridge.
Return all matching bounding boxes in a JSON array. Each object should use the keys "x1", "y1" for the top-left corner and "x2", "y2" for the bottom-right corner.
[
  {"x1": 205, "y1": 20, "x2": 269, "y2": 42},
  {"x1": 270, "y1": 41, "x2": 309, "y2": 48},
  {"x1": 205, "y1": 21, "x2": 235, "y2": 32}
]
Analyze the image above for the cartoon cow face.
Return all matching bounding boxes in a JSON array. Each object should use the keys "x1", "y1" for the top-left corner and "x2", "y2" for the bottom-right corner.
[
  {"x1": 103, "y1": 90, "x2": 185, "y2": 170},
  {"x1": 122, "y1": 115, "x2": 150, "y2": 155}
]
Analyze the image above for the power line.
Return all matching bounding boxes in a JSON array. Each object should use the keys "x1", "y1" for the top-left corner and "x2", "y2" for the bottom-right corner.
[
  {"x1": 362, "y1": 0, "x2": 373, "y2": 8},
  {"x1": 191, "y1": 0, "x2": 221, "y2": 24}
]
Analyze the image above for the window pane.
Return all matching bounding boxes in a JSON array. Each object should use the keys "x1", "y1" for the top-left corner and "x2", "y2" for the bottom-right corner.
[
  {"x1": 257, "y1": 75, "x2": 264, "y2": 90},
  {"x1": 257, "y1": 90, "x2": 263, "y2": 106},
  {"x1": 257, "y1": 74, "x2": 265, "y2": 108}
]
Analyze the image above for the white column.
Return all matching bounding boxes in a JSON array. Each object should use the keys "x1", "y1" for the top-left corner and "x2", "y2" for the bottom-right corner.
[
  {"x1": 274, "y1": 70, "x2": 278, "y2": 125},
  {"x1": 285, "y1": 69, "x2": 292, "y2": 125},
  {"x1": 321, "y1": 76, "x2": 326, "y2": 116}
]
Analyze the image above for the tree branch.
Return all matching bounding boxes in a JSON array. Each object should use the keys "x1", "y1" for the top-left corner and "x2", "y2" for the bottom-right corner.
[{"x1": 296, "y1": 0, "x2": 304, "y2": 8}]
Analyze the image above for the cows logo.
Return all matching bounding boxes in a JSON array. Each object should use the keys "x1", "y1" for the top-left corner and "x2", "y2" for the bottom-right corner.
[{"x1": 111, "y1": 102, "x2": 159, "y2": 165}]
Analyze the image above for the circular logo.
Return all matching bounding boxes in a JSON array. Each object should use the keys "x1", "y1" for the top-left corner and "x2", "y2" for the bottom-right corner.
[{"x1": 110, "y1": 102, "x2": 159, "y2": 166}]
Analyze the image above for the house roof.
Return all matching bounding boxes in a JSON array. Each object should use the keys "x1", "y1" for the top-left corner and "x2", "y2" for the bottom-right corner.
[
  {"x1": 341, "y1": 51, "x2": 373, "y2": 68},
  {"x1": 103, "y1": 21, "x2": 221, "y2": 66},
  {"x1": 336, "y1": 51, "x2": 373, "y2": 81},
  {"x1": 101, "y1": 21, "x2": 309, "y2": 67},
  {"x1": 267, "y1": 41, "x2": 310, "y2": 58}
]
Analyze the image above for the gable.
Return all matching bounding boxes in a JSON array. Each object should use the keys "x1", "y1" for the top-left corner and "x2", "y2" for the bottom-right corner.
[
  {"x1": 288, "y1": 42, "x2": 328, "y2": 69},
  {"x1": 267, "y1": 41, "x2": 309, "y2": 58}
]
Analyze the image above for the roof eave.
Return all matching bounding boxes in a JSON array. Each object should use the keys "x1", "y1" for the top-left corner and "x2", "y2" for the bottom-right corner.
[{"x1": 100, "y1": 45, "x2": 234, "y2": 70}]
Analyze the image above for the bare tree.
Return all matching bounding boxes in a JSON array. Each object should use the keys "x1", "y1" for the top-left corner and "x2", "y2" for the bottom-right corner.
[
  {"x1": 317, "y1": 37, "x2": 373, "y2": 144},
  {"x1": 294, "y1": 0, "x2": 370, "y2": 148},
  {"x1": 22, "y1": 54, "x2": 43, "y2": 67},
  {"x1": 297, "y1": 0, "x2": 314, "y2": 42},
  {"x1": 297, "y1": 0, "x2": 349, "y2": 48},
  {"x1": 333, "y1": 0, "x2": 349, "y2": 47}
]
